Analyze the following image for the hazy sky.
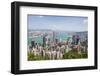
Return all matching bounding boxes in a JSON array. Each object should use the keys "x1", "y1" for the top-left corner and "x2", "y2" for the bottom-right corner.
[{"x1": 28, "y1": 15, "x2": 88, "y2": 32}]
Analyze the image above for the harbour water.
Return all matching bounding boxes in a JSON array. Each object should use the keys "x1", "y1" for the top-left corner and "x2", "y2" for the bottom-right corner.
[
  {"x1": 28, "y1": 31, "x2": 71, "y2": 46},
  {"x1": 28, "y1": 29, "x2": 88, "y2": 45}
]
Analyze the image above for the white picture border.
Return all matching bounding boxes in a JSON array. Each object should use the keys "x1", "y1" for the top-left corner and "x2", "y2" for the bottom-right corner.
[{"x1": 20, "y1": 6, "x2": 95, "y2": 70}]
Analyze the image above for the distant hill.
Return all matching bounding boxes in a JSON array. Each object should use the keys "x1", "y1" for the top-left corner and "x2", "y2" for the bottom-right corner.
[
  {"x1": 28, "y1": 29, "x2": 88, "y2": 35},
  {"x1": 28, "y1": 29, "x2": 52, "y2": 32}
]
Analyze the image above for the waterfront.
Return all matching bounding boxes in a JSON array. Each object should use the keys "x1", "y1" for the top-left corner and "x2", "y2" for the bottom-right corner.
[
  {"x1": 27, "y1": 15, "x2": 88, "y2": 61},
  {"x1": 28, "y1": 30, "x2": 88, "y2": 61}
]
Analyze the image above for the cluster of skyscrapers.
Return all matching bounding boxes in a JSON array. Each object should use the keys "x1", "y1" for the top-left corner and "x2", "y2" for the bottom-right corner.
[{"x1": 28, "y1": 30, "x2": 88, "y2": 60}]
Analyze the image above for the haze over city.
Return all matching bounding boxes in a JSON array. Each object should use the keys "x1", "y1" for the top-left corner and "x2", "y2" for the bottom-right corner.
[
  {"x1": 27, "y1": 15, "x2": 88, "y2": 61},
  {"x1": 28, "y1": 15, "x2": 88, "y2": 32}
]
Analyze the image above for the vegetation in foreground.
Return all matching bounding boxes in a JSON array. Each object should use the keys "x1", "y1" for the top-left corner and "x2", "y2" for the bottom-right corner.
[{"x1": 28, "y1": 50, "x2": 88, "y2": 61}]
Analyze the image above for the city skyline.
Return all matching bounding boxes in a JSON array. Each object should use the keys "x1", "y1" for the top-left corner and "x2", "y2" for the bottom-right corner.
[{"x1": 28, "y1": 15, "x2": 88, "y2": 32}]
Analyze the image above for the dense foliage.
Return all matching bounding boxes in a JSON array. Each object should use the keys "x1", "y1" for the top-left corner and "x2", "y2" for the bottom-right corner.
[{"x1": 28, "y1": 50, "x2": 88, "y2": 61}]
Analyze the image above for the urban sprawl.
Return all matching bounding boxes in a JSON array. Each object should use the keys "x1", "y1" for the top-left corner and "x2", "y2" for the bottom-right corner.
[{"x1": 28, "y1": 30, "x2": 88, "y2": 60}]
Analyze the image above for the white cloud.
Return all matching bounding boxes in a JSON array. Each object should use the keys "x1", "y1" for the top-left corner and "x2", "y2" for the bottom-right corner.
[
  {"x1": 83, "y1": 19, "x2": 88, "y2": 24},
  {"x1": 38, "y1": 16, "x2": 44, "y2": 18},
  {"x1": 53, "y1": 25, "x2": 57, "y2": 28}
]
